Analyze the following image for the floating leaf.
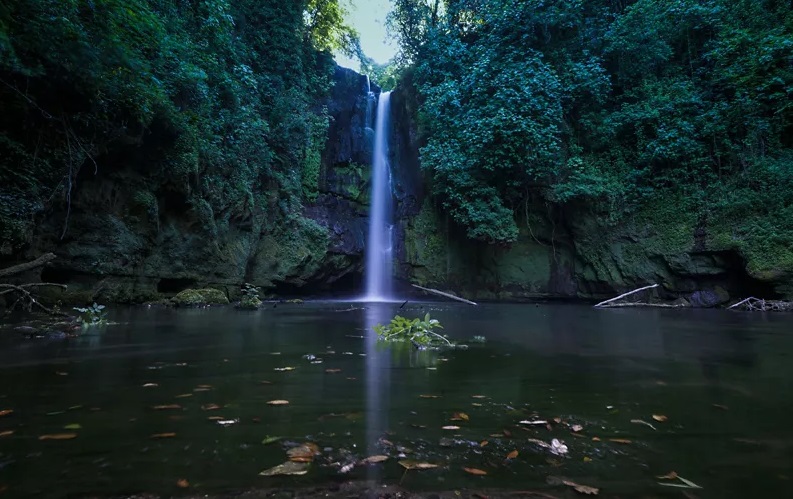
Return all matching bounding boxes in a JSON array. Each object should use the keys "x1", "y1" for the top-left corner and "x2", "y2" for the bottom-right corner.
[
  {"x1": 193, "y1": 387, "x2": 211, "y2": 392},
  {"x1": 472, "y1": 403, "x2": 483, "y2": 407},
  {"x1": 325, "y1": 368, "x2": 342, "y2": 374},
  {"x1": 480, "y1": 440, "x2": 488, "y2": 447},
  {"x1": 551, "y1": 439, "x2": 568, "y2": 455},
  {"x1": 267, "y1": 400, "x2": 289, "y2": 406},
  {"x1": 652, "y1": 414, "x2": 668, "y2": 422},
  {"x1": 176, "y1": 479, "x2": 189, "y2": 488},
  {"x1": 527, "y1": 438, "x2": 550, "y2": 449},
  {"x1": 658, "y1": 474, "x2": 702, "y2": 490},
  {"x1": 39, "y1": 433, "x2": 77, "y2": 440},
  {"x1": 506, "y1": 450, "x2": 519, "y2": 459},
  {"x1": 259, "y1": 461, "x2": 309, "y2": 476},
  {"x1": 631, "y1": 419, "x2": 657, "y2": 431},
  {"x1": 259, "y1": 380, "x2": 272, "y2": 385},
  {"x1": 216, "y1": 419, "x2": 238, "y2": 426},
  {"x1": 175, "y1": 394, "x2": 193, "y2": 398},
  {"x1": 471, "y1": 395, "x2": 487, "y2": 399},
  {"x1": 262, "y1": 436, "x2": 282, "y2": 445},
  {"x1": 609, "y1": 438, "x2": 632, "y2": 444},
  {"x1": 0, "y1": 430, "x2": 14, "y2": 437},
  {"x1": 152, "y1": 404, "x2": 181, "y2": 410},
  {"x1": 399, "y1": 460, "x2": 439, "y2": 470},
  {"x1": 201, "y1": 404, "x2": 221, "y2": 411},
  {"x1": 656, "y1": 471, "x2": 679, "y2": 480},
  {"x1": 591, "y1": 437, "x2": 601, "y2": 442},
  {"x1": 571, "y1": 424, "x2": 584, "y2": 432},
  {"x1": 362, "y1": 455, "x2": 389, "y2": 464},
  {"x1": 197, "y1": 384, "x2": 212, "y2": 389},
  {"x1": 63, "y1": 424, "x2": 82, "y2": 430},
  {"x1": 207, "y1": 416, "x2": 224, "y2": 421},
  {"x1": 451, "y1": 412, "x2": 470, "y2": 421},
  {"x1": 274, "y1": 367, "x2": 296, "y2": 372},
  {"x1": 583, "y1": 456, "x2": 592, "y2": 463},
  {"x1": 562, "y1": 480, "x2": 599, "y2": 495},
  {"x1": 419, "y1": 394, "x2": 441, "y2": 399},
  {"x1": 287, "y1": 443, "x2": 319, "y2": 463},
  {"x1": 553, "y1": 417, "x2": 562, "y2": 424},
  {"x1": 464, "y1": 467, "x2": 488, "y2": 476},
  {"x1": 0, "y1": 410, "x2": 13, "y2": 417},
  {"x1": 442, "y1": 425, "x2": 461, "y2": 430},
  {"x1": 151, "y1": 432, "x2": 176, "y2": 439},
  {"x1": 142, "y1": 383, "x2": 158, "y2": 388},
  {"x1": 519, "y1": 420, "x2": 548, "y2": 426}
]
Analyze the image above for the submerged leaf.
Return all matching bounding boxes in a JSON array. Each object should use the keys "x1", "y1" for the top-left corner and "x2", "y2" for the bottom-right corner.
[
  {"x1": 287, "y1": 443, "x2": 320, "y2": 463},
  {"x1": 506, "y1": 450, "x2": 519, "y2": 459},
  {"x1": 652, "y1": 414, "x2": 668, "y2": 422},
  {"x1": 259, "y1": 461, "x2": 309, "y2": 476},
  {"x1": 362, "y1": 455, "x2": 389, "y2": 464},
  {"x1": 39, "y1": 433, "x2": 77, "y2": 440},
  {"x1": 150, "y1": 432, "x2": 176, "y2": 439},
  {"x1": 609, "y1": 438, "x2": 632, "y2": 444},
  {"x1": 152, "y1": 404, "x2": 181, "y2": 410},
  {"x1": 451, "y1": 412, "x2": 470, "y2": 421},
  {"x1": 0, "y1": 430, "x2": 14, "y2": 437},
  {"x1": 266, "y1": 400, "x2": 289, "y2": 406},
  {"x1": 442, "y1": 425, "x2": 461, "y2": 430},
  {"x1": 201, "y1": 403, "x2": 221, "y2": 411},
  {"x1": 63, "y1": 424, "x2": 82, "y2": 430},
  {"x1": 176, "y1": 479, "x2": 189, "y2": 488},
  {"x1": 562, "y1": 480, "x2": 599, "y2": 495},
  {"x1": 464, "y1": 467, "x2": 488, "y2": 475},
  {"x1": 419, "y1": 394, "x2": 441, "y2": 399},
  {"x1": 399, "y1": 460, "x2": 439, "y2": 470},
  {"x1": 656, "y1": 471, "x2": 679, "y2": 480},
  {"x1": 262, "y1": 436, "x2": 282, "y2": 445}
]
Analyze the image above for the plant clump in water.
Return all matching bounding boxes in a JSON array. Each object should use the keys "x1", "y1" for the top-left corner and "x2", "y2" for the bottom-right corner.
[
  {"x1": 171, "y1": 288, "x2": 229, "y2": 307},
  {"x1": 73, "y1": 302, "x2": 108, "y2": 326},
  {"x1": 238, "y1": 283, "x2": 262, "y2": 310},
  {"x1": 374, "y1": 313, "x2": 458, "y2": 349}
]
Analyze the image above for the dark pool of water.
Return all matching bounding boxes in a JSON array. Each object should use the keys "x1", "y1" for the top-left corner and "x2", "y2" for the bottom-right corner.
[{"x1": 1, "y1": 302, "x2": 792, "y2": 497}]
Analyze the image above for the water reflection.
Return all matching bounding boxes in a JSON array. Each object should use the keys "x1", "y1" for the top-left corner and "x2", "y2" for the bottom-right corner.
[{"x1": 364, "y1": 302, "x2": 391, "y2": 474}]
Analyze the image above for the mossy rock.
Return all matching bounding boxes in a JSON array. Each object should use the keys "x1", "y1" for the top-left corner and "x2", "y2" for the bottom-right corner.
[
  {"x1": 238, "y1": 295, "x2": 262, "y2": 310},
  {"x1": 172, "y1": 288, "x2": 229, "y2": 307}
]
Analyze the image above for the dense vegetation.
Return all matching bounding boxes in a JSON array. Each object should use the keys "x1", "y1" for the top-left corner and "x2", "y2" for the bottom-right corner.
[
  {"x1": 0, "y1": 0, "x2": 356, "y2": 256},
  {"x1": 389, "y1": 0, "x2": 793, "y2": 278}
]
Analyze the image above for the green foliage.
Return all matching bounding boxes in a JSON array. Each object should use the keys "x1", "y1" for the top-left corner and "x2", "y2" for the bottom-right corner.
[
  {"x1": 374, "y1": 313, "x2": 452, "y2": 347},
  {"x1": 238, "y1": 283, "x2": 262, "y2": 309},
  {"x1": 171, "y1": 288, "x2": 229, "y2": 307},
  {"x1": 73, "y1": 302, "x2": 107, "y2": 326},
  {"x1": 391, "y1": 0, "x2": 793, "y2": 267}
]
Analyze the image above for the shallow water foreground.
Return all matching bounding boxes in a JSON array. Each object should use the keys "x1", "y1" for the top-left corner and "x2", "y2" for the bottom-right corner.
[{"x1": 1, "y1": 302, "x2": 792, "y2": 498}]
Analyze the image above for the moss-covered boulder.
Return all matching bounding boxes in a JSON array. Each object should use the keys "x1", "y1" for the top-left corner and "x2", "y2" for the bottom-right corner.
[
  {"x1": 172, "y1": 288, "x2": 228, "y2": 307},
  {"x1": 238, "y1": 295, "x2": 262, "y2": 310}
]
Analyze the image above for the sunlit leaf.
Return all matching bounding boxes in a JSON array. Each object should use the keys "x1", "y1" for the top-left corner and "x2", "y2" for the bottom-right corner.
[
  {"x1": 151, "y1": 432, "x2": 176, "y2": 438},
  {"x1": 267, "y1": 400, "x2": 289, "y2": 405},
  {"x1": 562, "y1": 480, "x2": 599, "y2": 495},
  {"x1": 551, "y1": 439, "x2": 568, "y2": 455},
  {"x1": 362, "y1": 455, "x2": 389, "y2": 464},
  {"x1": 464, "y1": 467, "x2": 487, "y2": 475},
  {"x1": 259, "y1": 461, "x2": 309, "y2": 476},
  {"x1": 63, "y1": 424, "x2": 82, "y2": 430},
  {"x1": 506, "y1": 450, "x2": 518, "y2": 459},
  {"x1": 652, "y1": 414, "x2": 668, "y2": 422},
  {"x1": 39, "y1": 433, "x2": 77, "y2": 440},
  {"x1": 399, "y1": 460, "x2": 439, "y2": 470}
]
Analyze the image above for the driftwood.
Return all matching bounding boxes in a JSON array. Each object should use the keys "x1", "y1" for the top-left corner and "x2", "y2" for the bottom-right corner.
[
  {"x1": 597, "y1": 302, "x2": 685, "y2": 308},
  {"x1": 411, "y1": 284, "x2": 478, "y2": 306},
  {"x1": 0, "y1": 252, "x2": 56, "y2": 277},
  {"x1": 728, "y1": 297, "x2": 793, "y2": 312},
  {"x1": 594, "y1": 284, "x2": 659, "y2": 308},
  {"x1": 1, "y1": 253, "x2": 68, "y2": 316}
]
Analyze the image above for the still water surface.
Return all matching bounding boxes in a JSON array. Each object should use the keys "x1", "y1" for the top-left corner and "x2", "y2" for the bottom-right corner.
[{"x1": 1, "y1": 302, "x2": 792, "y2": 497}]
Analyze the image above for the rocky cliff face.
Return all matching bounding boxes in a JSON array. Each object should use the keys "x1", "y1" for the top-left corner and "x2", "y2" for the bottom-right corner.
[{"x1": 9, "y1": 66, "x2": 378, "y2": 304}]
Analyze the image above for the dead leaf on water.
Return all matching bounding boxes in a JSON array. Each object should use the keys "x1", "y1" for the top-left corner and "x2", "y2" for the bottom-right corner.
[
  {"x1": 609, "y1": 438, "x2": 632, "y2": 444},
  {"x1": 176, "y1": 479, "x2": 189, "y2": 488},
  {"x1": 287, "y1": 442, "x2": 319, "y2": 463},
  {"x1": 519, "y1": 420, "x2": 548, "y2": 426},
  {"x1": 325, "y1": 368, "x2": 342, "y2": 374},
  {"x1": 152, "y1": 404, "x2": 181, "y2": 410},
  {"x1": 652, "y1": 414, "x2": 668, "y2": 422},
  {"x1": 551, "y1": 439, "x2": 568, "y2": 455},
  {"x1": 571, "y1": 424, "x2": 584, "y2": 432},
  {"x1": 201, "y1": 404, "x2": 221, "y2": 411},
  {"x1": 442, "y1": 425, "x2": 461, "y2": 430},
  {"x1": 583, "y1": 456, "x2": 592, "y2": 463},
  {"x1": 472, "y1": 403, "x2": 483, "y2": 407},
  {"x1": 151, "y1": 432, "x2": 176, "y2": 439},
  {"x1": 0, "y1": 430, "x2": 13, "y2": 437},
  {"x1": 259, "y1": 461, "x2": 309, "y2": 476},
  {"x1": 267, "y1": 400, "x2": 289, "y2": 406},
  {"x1": 656, "y1": 471, "x2": 679, "y2": 480},
  {"x1": 39, "y1": 433, "x2": 77, "y2": 440},
  {"x1": 471, "y1": 395, "x2": 487, "y2": 399},
  {"x1": 506, "y1": 450, "x2": 519, "y2": 459},
  {"x1": 419, "y1": 394, "x2": 441, "y2": 399},
  {"x1": 480, "y1": 440, "x2": 488, "y2": 447},
  {"x1": 527, "y1": 438, "x2": 550, "y2": 449},
  {"x1": 451, "y1": 412, "x2": 470, "y2": 421},
  {"x1": 63, "y1": 424, "x2": 81, "y2": 430},
  {"x1": 274, "y1": 367, "x2": 296, "y2": 371},
  {"x1": 562, "y1": 480, "x2": 599, "y2": 495},
  {"x1": 142, "y1": 383, "x2": 158, "y2": 388},
  {"x1": 399, "y1": 460, "x2": 439, "y2": 470},
  {"x1": 553, "y1": 417, "x2": 562, "y2": 424},
  {"x1": 0, "y1": 410, "x2": 13, "y2": 417},
  {"x1": 464, "y1": 467, "x2": 488, "y2": 476},
  {"x1": 175, "y1": 394, "x2": 193, "y2": 398},
  {"x1": 592, "y1": 437, "x2": 601, "y2": 442},
  {"x1": 207, "y1": 416, "x2": 224, "y2": 421},
  {"x1": 362, "y1": 455, "x2": 389, "y2": 464},
  {"x1": 631, "y1": 419, "x2": 657, "y2": 431}
]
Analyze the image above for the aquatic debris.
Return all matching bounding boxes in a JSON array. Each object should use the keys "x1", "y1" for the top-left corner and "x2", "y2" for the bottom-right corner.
[
  {"x1": 656, "y1": 471, "x2": 678, "y2": 480},
  {"x1": 609, "y1": 438, "x2": 632, "y2": 444},
  {"x1": 658, "y1": 474, "x2": 702, "y2": 489},
  {"x1": 150, "y1": 432, "x2": 176, "y2": 439},
  {"x1": 471, "y1": 395, "x2": 487, "y2": 399},
  {"x1": 39, "y1": 433, "x2": 77, "y2": 440},
  {"x1": 399, "y1": 460, "x2": 439, "y2": 470},
  {"x1": 142, "y1": 383, "x2": 158, "y2": 388},
  {"x1": 0, "y1": 410, "x2": 13, "y2": 417},
  {"x1": 631, "y1": 419, "x2": 657, "y2": 431},
  {"x1": 266, "y1": 400, "x2": 289, "y2": 405},
  {"x1": 0, "y1": 430, "x2": 14, "y2": 437},
  {"x1": 201, "y1": 403, "x2": 221, "y2": 411},
  {"x1": 216, "y1": 419, "x2": 238, "y2": 426},
  {"x1": 63, "y1": 424, "x2": 82, "y2": 430},
  {"x1": 480, "y1": 440, "x2": 488, "y2": 447},
  {"x1": 175, "y1": 394, "x2": 193, "y2": 398},
  {"x1": 176, "y1": 479, "x2": 189, "y2": 488},
  {"x1": 274, "y1": 367, "x2": 296, "y2": 371},
  {"x1": 506, "y1": 450, "x2": 519, "y2": 459},
  {"x1": 287, "y1": 443, "x2": 320, "y2": 463},
  {"x1": 419, "y1": 394, "x2": 441, "y2": 399},
  {"x1": 519, "y1": 420, "x2": 548, "y2": 426},
  {"x1": 551, "y1": 439, "x2": 568, "y2": 456},
  {"x1": 442, "y1": 425, "x2": 461, "y2": 430},
  {"x1": 207, "y1": 416, "x2": 224, "y2": 421},
  {"x1": 152, "y1": 404, "x2": 181, "y2": 410},
  {"x1": 262, "y1": 436, "x2": 282, "y2": 445},
  {"x1": 259, "y1": 461, "x2": 309, "y2": 476},
  {"x1": 464, "y1": 467, "x2": 488, "y2": 476},
  {"x1": 325, "y1": 368, "x2": 342, "y2": 374},
  {"x1": 652, "y1": 414, "x2": 668, "y2": 422},
  {"x1": 451, "y1": 412, "x2": 470, "y2": 421},
  {"x1": 571, "y1": 424, "x2": 584, "y2": 432},
  {"x1": 362, "y1": 455, "x2": 389, "y2": 464},
  {"x1": 562, "y1": 479, "x2": 599, "y2": 495}
]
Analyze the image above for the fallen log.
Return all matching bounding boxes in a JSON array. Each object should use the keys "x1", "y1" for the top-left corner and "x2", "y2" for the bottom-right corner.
[
  {"x1": 597, "y1": 302, "x2": 685, "y2": 309},
  {"x1": 727, "y1": 297, "x2": 756, "y2": 310},
  {"x1": 0, "y1": 252, "x2": 56, "y2": 277},
  {"x1": 411, "y1": 284, "x2": 478, "y2": 306},
  {"x1": 594, "y1": 284, "x2": 659, "y2": 308}
]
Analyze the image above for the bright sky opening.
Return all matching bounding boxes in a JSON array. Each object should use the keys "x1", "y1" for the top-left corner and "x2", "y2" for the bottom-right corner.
[{"x1": 334, "y1": 0, "x2": 398, "y2": 69}]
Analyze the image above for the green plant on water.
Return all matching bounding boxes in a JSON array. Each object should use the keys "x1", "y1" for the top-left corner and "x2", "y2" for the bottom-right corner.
[
  {"x1": 73, "y1": 303, "x2": 107, "y2": 326},
  {"x1": 471, "y1": 335, "x2": 486, "y2": 343},
  {"x1": 238, "y1": 283, "x2": 262, "y2": 310},
  {"x1": 374, "y1": 313, "x2": 454, "y2": 348}
]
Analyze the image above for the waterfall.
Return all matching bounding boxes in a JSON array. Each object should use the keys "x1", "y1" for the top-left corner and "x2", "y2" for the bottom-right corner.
[{"x1": 363, "y1": 91, "x2": 394, "y2": 301}]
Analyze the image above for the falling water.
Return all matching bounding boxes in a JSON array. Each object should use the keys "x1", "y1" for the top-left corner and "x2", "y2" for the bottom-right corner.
[{"x1": 363, "y1": 91, "x2": 394, "y2": 301}]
